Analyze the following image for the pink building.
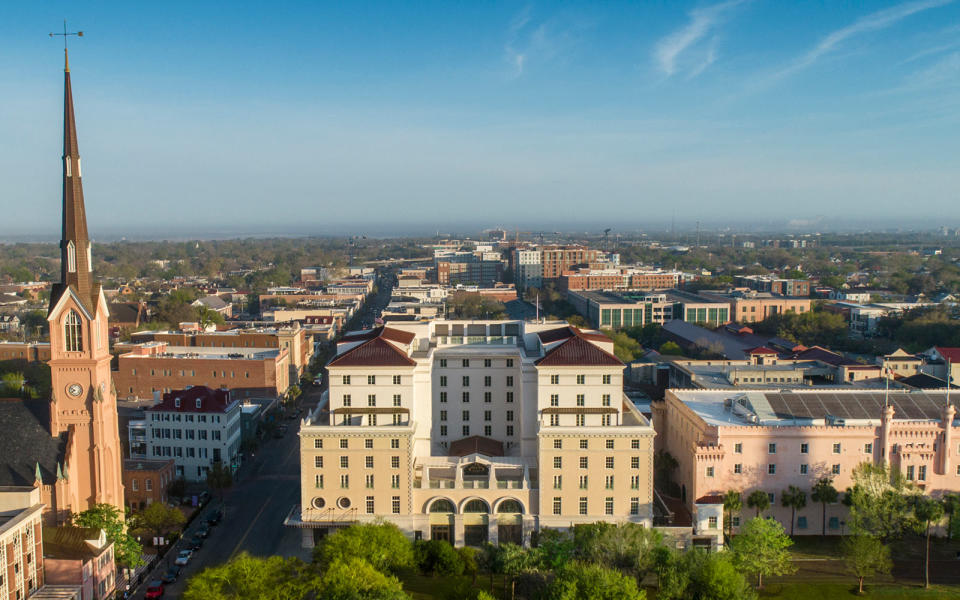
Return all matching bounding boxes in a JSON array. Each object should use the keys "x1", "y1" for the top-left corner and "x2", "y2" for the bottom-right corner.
[
  {"x1": 654, "y1": 389, "x2": 959, "y2": 539},
  {"x1": 42, "y1": 527, "x2": 116, "y2": 600}
]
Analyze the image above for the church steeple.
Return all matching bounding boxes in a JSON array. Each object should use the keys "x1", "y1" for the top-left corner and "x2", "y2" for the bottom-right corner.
[{"x1": 60, "y1": 55, "x2": 94, "y2": 305}]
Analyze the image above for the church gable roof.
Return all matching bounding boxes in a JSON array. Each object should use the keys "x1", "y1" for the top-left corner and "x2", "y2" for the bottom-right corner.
[{"x1": 0, "y1": 399, "x2": 67, "y2": 486}]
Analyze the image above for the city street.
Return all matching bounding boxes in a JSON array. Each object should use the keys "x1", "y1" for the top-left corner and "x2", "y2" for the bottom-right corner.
[{"x1": 127, "y1": 389, "x2": 323, "y2": 599}]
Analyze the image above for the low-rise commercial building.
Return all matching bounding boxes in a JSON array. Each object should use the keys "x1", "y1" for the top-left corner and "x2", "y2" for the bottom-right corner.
[
  {"x1": 0, "y1": 487, "x2": 45, "y2": 597},
  {"x1": 122, "y1": 459, "x2": 176, "y2": 510},
  {"x1": 43, "y1": 527, "x2": 115, "y2": 600}
]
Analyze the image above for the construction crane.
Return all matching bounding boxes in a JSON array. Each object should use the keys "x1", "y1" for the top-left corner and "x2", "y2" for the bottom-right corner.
[{"x1": 603, "y1": 228, "x2": 611, "y2": 251}]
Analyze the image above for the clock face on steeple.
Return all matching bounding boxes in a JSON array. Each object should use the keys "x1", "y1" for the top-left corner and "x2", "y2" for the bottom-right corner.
[{"x1": 67, "y1": 383, "x2": 83, "y2": 397}]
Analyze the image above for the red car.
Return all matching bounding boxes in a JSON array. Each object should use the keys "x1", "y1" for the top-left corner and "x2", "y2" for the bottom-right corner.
[{"x1": 145, "y1": 581, "x2": 165, "y2": 599}]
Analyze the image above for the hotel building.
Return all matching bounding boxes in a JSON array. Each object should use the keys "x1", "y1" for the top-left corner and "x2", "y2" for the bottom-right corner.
[{"x1": 290, "y1": 320, "x2": 655, "y2": 547}]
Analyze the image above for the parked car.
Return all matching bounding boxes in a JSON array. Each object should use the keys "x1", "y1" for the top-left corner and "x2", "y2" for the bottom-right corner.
[
  {"x1": 145, "y1": 581, "x2": 165, "y2": 599},
  {"x1": 198, "y1": 491, "x2": 211, "y2": 505},
  {"x1": 161, "y1": 566, "x2": 180, "y2": 584},
  {"x1": 188, "y1": 536, "x2": 203, "y2": 551},
  {"x1": 313, "y1": 375, "x2": 323, "y2": 386},
  {"x1": 174, "y1": 550, "x2": 193, "y2": 566},
  {"x1": 206, "y1": 509, "x2": 223, "y2": 525},
  {"x1": 196, "y1": 525, "x2": 210, "y2": 539}
]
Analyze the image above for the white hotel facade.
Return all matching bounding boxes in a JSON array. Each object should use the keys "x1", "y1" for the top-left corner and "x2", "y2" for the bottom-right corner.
[{"x1": 288, "y1": 320, "x2": 656, "y2": 548}]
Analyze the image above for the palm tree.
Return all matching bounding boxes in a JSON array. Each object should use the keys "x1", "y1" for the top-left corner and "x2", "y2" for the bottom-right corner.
[
  {"x1": 746, "y1": 489, "x2": 770, "y2": 517},
  {"x1": 811, "y1": 478, "x2": 838, "y2": 537},
  {"x1": 943, "y1": 494, "x2": 960, "y2": 541},
  {"x1": 781, "y1": 485, "x2": 807, "y2": 536},
  {"x1": 913, "y1": 496, "x2": 944, "y2": 589},
  {"x1": 723, "y1": 490, "x2": 742, "y2": 540}
]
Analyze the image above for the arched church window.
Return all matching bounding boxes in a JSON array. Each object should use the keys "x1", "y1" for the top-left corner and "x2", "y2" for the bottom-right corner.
[{"x1": 65, "y1": 310, "x2": 83, "y2": 352}]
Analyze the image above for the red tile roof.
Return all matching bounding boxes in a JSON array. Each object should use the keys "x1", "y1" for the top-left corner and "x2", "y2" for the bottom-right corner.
[
  {"x1": 537, "y1": 326, "x2": 576, "y2": 344},
  {"x1": 449, "y1": 435, "x2": 504, "y2": 457},
  {"x1": 536, "y1": 334, "x2": 623, "y2": 367},
  {"x1": 148, "y1": 386, "x2": 233, "y2": 413},
  {"x1": 328, "y1": 336, "x2": 415, "y2": 367},
  {"x1": 340, "y1": 326, "x2": 415, "y2": 346},
  {"x1": 746, "y1": 346, "x2": 778, "y2": 355},
  {"x1": 935, "y1": 347, "x2": 960, "y2": 363},
  {"x1": 695, "y1": 494, "x2": 724, "y2": 504}
]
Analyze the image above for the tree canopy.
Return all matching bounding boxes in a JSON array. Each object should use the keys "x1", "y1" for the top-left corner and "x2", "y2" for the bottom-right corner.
[
  {"x1": 71, "y1": 503, "x2": 143, "y2": 567},
  {"x1": 730, "y1": 517, "x2": 796, "y2": 589},
  {"x1": 314, "y1": 522, "x2": 415, "y2": 576}
]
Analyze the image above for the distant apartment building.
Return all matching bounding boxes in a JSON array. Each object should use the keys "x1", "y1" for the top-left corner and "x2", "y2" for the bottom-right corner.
[
  {"x1": 0, "y1": 487, "x2": 45, "y2": 597},
  {"x1": 131, "y1": 324, "x2": 311, "y2": 379},
  {"x1": 122, "y1": 458, "x2": 176, "y2": 510},
  {"x1": 654, "y1": 389, "x2": 960, "y2": 537},
  {"x1": 288, "y1": 321, "x2": 657, "y2": 548},
  {"x1": 568, "y1": 291, "x2": 675, "y2": 330},
  {"x1": 435, "y1": 251, "x2": 503, "y2": 286},
  {"x1": 560, "y1": 268, "x2": 682, "y2": 292},
  {"x1": 130, "y1": 386, "x2": 242, "y2": 481},
  {"x1": 734, "y1": 275, "x2": 810, "y2": 297},
  {"x1": 699, "y1": 292, "x2": 811, "y2": 323},
  {"x1": 0, "y1": 341, "x2": 50, "y2": 362},
  {"x1": 514, "y1": 250, "x2": 543, "y2": 291},
  {"x1": 113, "y1": 342, "x2": 290, "y2": 401}
]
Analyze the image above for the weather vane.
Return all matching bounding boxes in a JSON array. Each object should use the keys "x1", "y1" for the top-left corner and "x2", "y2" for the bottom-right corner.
[{"x1": 49, "y1": 19, "x2": 83, "y2": 71}]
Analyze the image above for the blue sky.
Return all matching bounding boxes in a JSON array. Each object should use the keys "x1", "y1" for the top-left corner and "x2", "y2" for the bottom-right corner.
[{"x1": 1, "y1": 1, "x2": 959, "y2": 238}]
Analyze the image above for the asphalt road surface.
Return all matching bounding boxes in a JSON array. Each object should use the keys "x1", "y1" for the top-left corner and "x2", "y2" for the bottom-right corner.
[{"x1": 128, "y1": 389, "x2": 323, "y2": 599}]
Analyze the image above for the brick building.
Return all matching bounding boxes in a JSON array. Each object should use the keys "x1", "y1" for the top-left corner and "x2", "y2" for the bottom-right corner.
[
  {"x1": 0, "y1": 487, "x2": 45, "y2": 598},
  {"x1": 560, "y1": 268, "x2": 681, "y2": 292},
  {"x1": 122, "y1": 459, "x2": 176, "y2": 510}
]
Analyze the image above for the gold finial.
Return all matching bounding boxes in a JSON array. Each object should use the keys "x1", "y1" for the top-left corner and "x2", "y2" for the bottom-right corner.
[{"x1": 49, "y1": 20, "x2": 83, "y2": 72}]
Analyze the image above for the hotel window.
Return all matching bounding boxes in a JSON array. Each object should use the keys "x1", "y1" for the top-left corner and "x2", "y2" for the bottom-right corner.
[
  {"x1": 553, "y1": 475, "x2": 562, "y2": 489},
  {"x1": 631, "y1": 457, "x2": 640, "y2": 469},
  {"x1": 833, "y1": 443, "x2": 841, "y2": 454},
  {"x1": 343, "y1": 395, "x2": 351, "y2": 407},
  {"x1": 918, "y1": 465, "x2": 927, "y2": 481},
  {"x1": 506, "y1": 376, "x2": 514, "y2": 387},
  {"x1": 864, "y1": 443, "x2": 873, "y2": 454},
  {"x1": 800, "y1": 464, "x2": 808, "y2": 474},
  {"x1": 391, "y1": 438, "x2": 399, "y2": 448},
  {"x1": 605, "y1": 475, "x2": 614, "y2": 489},
  {"x1": 579, "y1": 475, "x2": 588, "y2": 489},
  {"x1": 392, "y1": 496, "x2": 401, "y2": 514},
  {"x1": 551, "y1": 375, "x2": 559, "y2": 384},
  {"x1": 368, "y1": 375, "x2": 376, "y2": 384},
  {"x1": 631, "y1": 475, "x2": 640, "y2": 489},
  {"x1": 342, "y1": 376, "x2": 350, "y2": 385},
  {"x1": 832, "y1": 464, "x2": 840, "y2": 475},
  {"x1": 340, "y1": 456, "x2": 349, "y2": 468},
  {"x1": 440, "y1": 359, "x2": 447, "y2": 367},
  {"x1": 734, "y1": 443, "x2": 742, "y2": 453},
  {"x1": 462, "y1": 392, "x2": 470, "y2": 403},
  {"x1": 462, "y1": 376, "x2": 470, "y2": 386},
  {"x1": 506, "y1": 410, "x2": 514, "y2": 422},
  {"x1": 462, "y1": 359, "x2": 470, "y2": 367},
  {"x1": 768, "y1": 492, "x2": 775, "y2": 504},
  {"x1": 340, "y1": 474, "x2": 349, "y2": 488},
  {"x1": 605, "y1": 497, "x2": 614, "y2": 515},
  {"x1": 706, "y1": 466, "x2": 715, "y2": 477},
  {"x1": 605, "y1": 439, "x2": 614, "y2": 449},
  {"x1": 440, "y1": 392, "x2": 447, "y2": 403},
  {"x1": 462, "y1": 425, "x2": 470, "y2": 436},
  {"x1": 484, "y1": 376, "x2": 492, "y2": 387},
  {"x1": 768, "y1": 443, "x2": 777, "y2": 454},
  {"x1": 797, "y1": 516, "x2": 807, "y2": 529},
  {"x1": 800, "y1": 443, "x2": 809, "y2": 453},
  {"x1": 506, "y1": 359, "x2": 514, "y2": 367},
  {"x1": 602, "y1": 394, "x2": 611, "y2": 407},
  {"x1": 484, "y1": 425, "x2": 492, "y2": 436},
  {"x1": 462, "y1": 410, "x2": 470, "y2": 421},
  {"x1": 576, "y1": 414, "x2": 585, "y2": 426},
  {"x1": 576, "y1": 394, "x2": 585, "y2": 407},
  {"x1": 368, "y1": 414, "x2": 377, "y2": 426},
  {"x1": 484, "y1": 359, "x2": 491, "y2": 368},
  {"x1": 579, "y1": 497, "x2": 588, "y2": 515},
  {"x1": 391, "y1": 474, "x2": 400, "y2": 488},
  {"x1": 605, "y1": 456, "x2": 614, "y2": 469},
  {"x1": 602, "y1": 374, "x2": 611, "y2": 384},
  {"x1": 315, "y1": 475, "x2": 323, "y2": 488},
  {"x1": 484, "y1": 410, "x2": 492, "y2": 422},
  {"x1": 506, "y1": 392, "x2": 514, "y2": 403},
  {"x1": 554, "y1": 439, "x2": 562, "y2": 449},
  {"x1": 340, "y1": 439, "x2": 348, "y2": 449},
  {"x1": 576, "y1": 375, "x2": 585, "y2": 385},
  {"x1": 393, "y1": 394, "x2": 401, "y2": 407},
  {"x1": 506, "y1": 425, "x2": 514, "y2": 436},
  {"x1": 315, "y1": 456, "x2": 323, "y2": 468},
  {"x1": 440, "y1": 410, "x2": 448, "y2": 422},
  {"x1": 631, "y1": 439, "x2": 640, "y2": 449},
  {"x1": 768, "y1": 464, "x2": 776, "y2": 474},
  {"x1": 392, "y1": 414, "x2": 402, "y2": 425},
  {"x1": 602, "y1": 415, "x2": 612, "y2": 426},
  {"x1": 440, "y1": 425, "x2": 447, "y2": 436},
  {"x1": 366, "y1": 497, "x2": 375, "y2": 514},
  {"x1": 580, "y1": 439, "x2": 588, "y2": 449},
  {"x1": 484, "y1": 392, "x2": 492, "y2": 403},
  {"x1": 365, "y1": 474, "x2": 374, "y2": 488},
  {"x1": 440, "y1": 376, "x2": 447, "y2": 387},
  {"x1": 393, "y1": 375, "x2": 401, "y2": 384},
  {"x1": 630, "y1": 497, "x2": 640, "y2": 515},
  {"x1": 708, "y1": 516, "x2": 718, "y2": 529},
  {"x1": 550, "y1": 415, "x2": 560, "y2": 426},
  {"x1": 734, "y1": 463, "x2": 742, "y2": 474},
  {"x1": 368, "y1": 395, "x2": 376, "y2": 407},
  {"x1": 553, "y1": 497, "x2": 562, "y2": 515},
  {"x1": 365, "y1": 456, "x2": 374, "y2": 468},
  {"x1": 907, "y1": 465, "x2": 915, "y2": 480},
  {"x1": 579, "y1": 457, "x2": 588, "y2": 469}
]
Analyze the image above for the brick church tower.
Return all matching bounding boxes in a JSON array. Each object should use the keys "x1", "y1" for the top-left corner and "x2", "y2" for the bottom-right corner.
[{"x1": 45, "y1": 48, "x2": 124, "y2": 515}]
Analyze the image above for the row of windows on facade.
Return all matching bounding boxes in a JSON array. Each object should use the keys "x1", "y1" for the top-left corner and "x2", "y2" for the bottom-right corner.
[
  {"x1": 150, "y1": 413, "x2": 223, "y2": 423},
  {"x1": 741, "y1": 442, "x2": 872, "y2": 455},
  {"x1": 314, "y1": 455, "x2": 403, "y2": 469},
  {"x1": 310, "y1": 495, "x2": 402, "y2": 514},
  {"x1": 338, "y1": 373, "x2": 613, "y2": 386},
  {"x1": 439, "y1": 409, "x2": 516, "y2": 422},
  {"x1": 152, "y1": 446, "x2": 221, "y2": 460},
  {"x1": 437, "y1": 424, "x2": 516, "y2": 437},
  {"x1": 312, "y1": 438, "x2": 402, "y2": 449},
  {"x1": 550, "y1": 496, "x2": 644, "y2": 516},
  {"x1": 340, "y1": 414, "x2": 406, "y2": 426},
  {"x1": 151, "y1": 428, "x2": 223, "y2": 440},
  {"x1": 437, "y1": 359, "x2": 515, "y2": 369},
  {"x1": 315, "y1": 474, "x2": 403, "y2": 491},
  {"x1": 550, "y1": 474, "x2": 645, "y2": 490},
  {"x1": 547, "y1": 414, "x2": 614, "y2": 427},
  {"x1": 551, "y1": 455, "x2": 644, "y2": 469},
  {"x1": 436, "y1": 391, "x2": 515, "y2": 403},
  {"x1": 134, "y1": 368, "x2": 252, "y2": 379},
  {"x1": 708, "y1": 463, "x2": 846, "y2": 477}
]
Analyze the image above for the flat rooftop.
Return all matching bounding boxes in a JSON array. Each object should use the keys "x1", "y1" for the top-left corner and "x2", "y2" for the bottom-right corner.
[{"x1": 121, "y1": 345, "x2": 282, "y2": 361}]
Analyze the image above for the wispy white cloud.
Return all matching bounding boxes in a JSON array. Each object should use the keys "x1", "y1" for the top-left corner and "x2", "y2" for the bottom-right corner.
[
  {"x1": 503, "y1": 8, "x2": 592, "y2": 78},
  {"x1": 764, "y1": 0, "x2": 954, "y2": 85},
  {"x1": 654, "y1": 0, "x2": 745, "y2": 77}
]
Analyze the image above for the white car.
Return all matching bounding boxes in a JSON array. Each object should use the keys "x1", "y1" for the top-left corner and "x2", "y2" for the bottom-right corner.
[{"x1": 174, "y1": 550, "x2": 193, "y2": 566}]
